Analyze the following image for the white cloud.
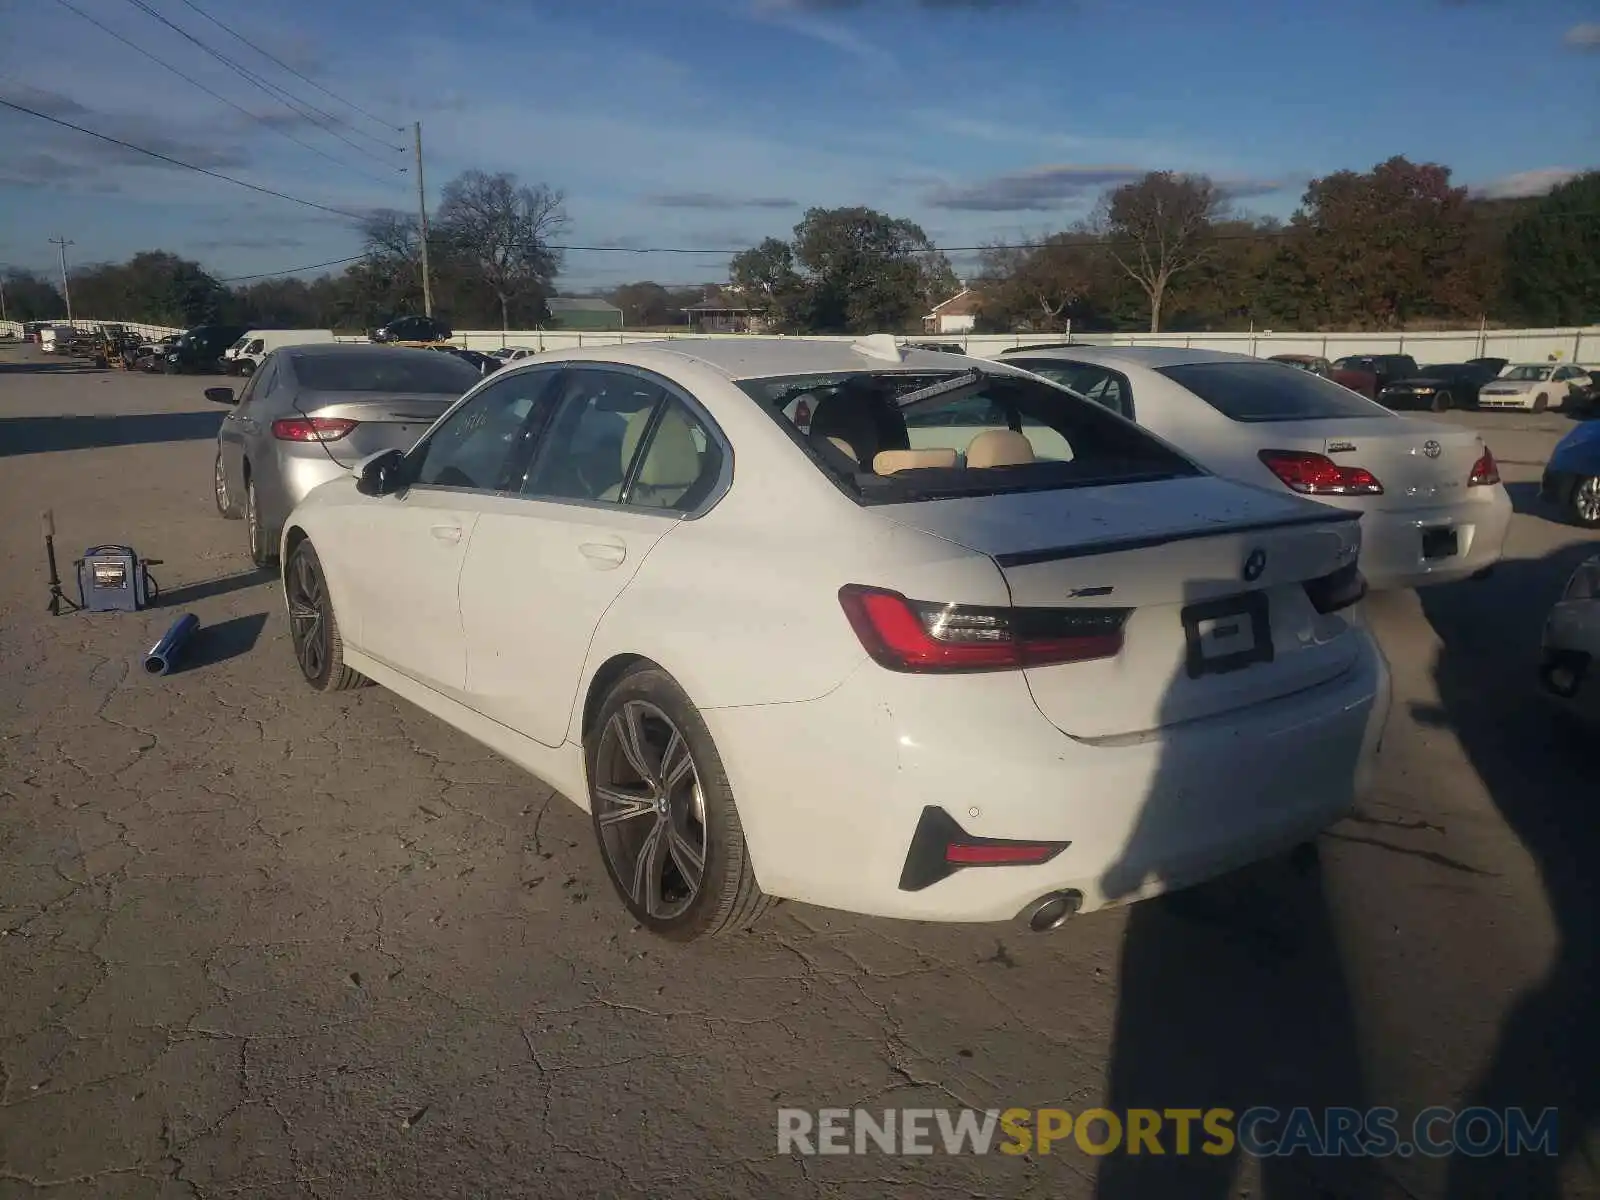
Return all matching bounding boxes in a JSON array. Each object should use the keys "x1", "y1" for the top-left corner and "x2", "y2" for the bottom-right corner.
[
  {"x1": 1564, "y1": 22, "x2": 1600, "y2": 50},
  {"x1": 1473, "y1": 167, "x2": 1582, "y2": 200}
]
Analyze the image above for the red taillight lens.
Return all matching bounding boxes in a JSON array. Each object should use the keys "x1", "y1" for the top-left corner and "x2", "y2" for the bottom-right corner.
[
  {"x1": 271, "y1": 417, "x2": 358, "y2": 442},
  {"x1": 1469, "y1": 447, "x2": 1500, "y2": 486},
  {"x1": 1258, "y1": 449, "x2": 1383, "y2": 496},
  {"x1": 838, "y1": 585, "x2": 1128, "y2": 673}
]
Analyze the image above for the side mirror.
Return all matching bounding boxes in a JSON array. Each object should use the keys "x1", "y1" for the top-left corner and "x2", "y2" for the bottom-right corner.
[
  {"x1": 355, "y1": 448, "x2": 407, "y2": 496},
  {"x1": 204, "y1": 386, "x2": 236, "y2": 405}
]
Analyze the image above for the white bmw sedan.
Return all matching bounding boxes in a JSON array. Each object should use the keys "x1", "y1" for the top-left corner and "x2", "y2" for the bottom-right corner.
[
  {"x1": 997, "y1": 346, "x2": 1511, "y2": 591},
  {"x1": 279, "y1": 338, "x2": 1390, "y2": 940}
]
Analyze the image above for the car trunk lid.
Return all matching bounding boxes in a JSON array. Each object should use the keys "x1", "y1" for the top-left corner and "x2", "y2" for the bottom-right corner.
[
  {"x1": 877, "y1": 475, "x2": 1364, "y2": 740},
  {"x1": 1255, "y1": 416, "x2": 1487, "y2": 514},
  {"x1": 293, "y1": 391, "x2": 456, "y2": 463}
]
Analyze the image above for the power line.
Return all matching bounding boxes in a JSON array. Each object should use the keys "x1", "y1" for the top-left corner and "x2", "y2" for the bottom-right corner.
[
  {"x1": 218, "y1": 254, "x2": 364, "y2": 281},
  {"x1": 172, "y1": 0, "x2": 401, "y2": 136},
  {"x1": 0, "y1": 97, "x2": 367, "y2": 219},
  {"x1": 119, "y1": 0, "x2": 406, "y2": 167},
  {"x1": 51, "y1": 0, "x2": 394, "y2": 186}
]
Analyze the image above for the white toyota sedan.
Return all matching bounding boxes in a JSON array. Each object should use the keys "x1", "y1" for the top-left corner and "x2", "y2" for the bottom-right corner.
[
  {"x1": 279, "y1": 338, "x2": 1390, "y2": 940},
  {"x1": 997, "y1": 346, "x2": 1511, "y2": 591}
]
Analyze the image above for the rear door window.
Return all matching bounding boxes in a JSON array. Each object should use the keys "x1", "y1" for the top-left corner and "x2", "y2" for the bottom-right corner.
[{"x1": 1158, "y1": 361, "x2": 1389, "y2": 422}]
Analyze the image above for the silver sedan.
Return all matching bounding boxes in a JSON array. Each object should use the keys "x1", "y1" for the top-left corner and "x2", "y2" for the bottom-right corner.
[{"x1": 208, "y1": 343, "x2": 483, "y2": 566}]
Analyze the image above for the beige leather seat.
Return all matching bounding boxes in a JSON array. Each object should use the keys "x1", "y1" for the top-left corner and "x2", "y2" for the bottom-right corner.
[
  {"x1": 600, "y1": 407, "x2": 704, "y2": 506},
  {"x1": 965, "y1": 429, "x2": 1036, "y2": 468},
  {"x1": 872, "y1": 448, "x2": 958, "y2": 475}
]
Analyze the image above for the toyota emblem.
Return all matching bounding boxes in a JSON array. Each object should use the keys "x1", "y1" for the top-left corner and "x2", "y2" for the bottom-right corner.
[
  {"x1": 1423, "y1": 440, "x2": 1443, "y2": 459},
  {"x1": 1243, "y1": 548, "x2": 1268, "y2": 582}
]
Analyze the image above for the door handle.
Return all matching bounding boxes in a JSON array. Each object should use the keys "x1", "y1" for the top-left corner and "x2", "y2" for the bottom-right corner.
[
  {"x1": 430, "y1": 525, "x2": 463, "y2": 543},
  {"x1": 579, "y1": 540, "x2": 627, "y2": 567}
]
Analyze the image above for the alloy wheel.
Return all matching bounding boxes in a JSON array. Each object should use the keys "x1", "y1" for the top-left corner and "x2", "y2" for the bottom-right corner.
[
  {"x1": 592, "y1": 700, "x2": 707, "y2": 921},
  {"x1": 1576, "y1": 478, "x2": 1600, "y2": 525},
  {"x1": 286, "y1": 548, "x2": 328, "y2": 682}
]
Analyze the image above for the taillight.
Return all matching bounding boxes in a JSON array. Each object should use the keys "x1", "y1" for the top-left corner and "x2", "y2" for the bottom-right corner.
[
  {"x1": 1469, "y1": 447, "x2": 1500, "y2": 487},
  {"x1": 1303, "y1": 562, "x2": 1367, "y2": 614},
  {"x1": 272, "y1": 417, "x2": 358, "y2": 442},
  {"x1": 838, "y1": 585, "x2": 1128, "y2": 673},
  {"x1": 1258, "y1": 449, "x2": 1384, "y2": 496}
]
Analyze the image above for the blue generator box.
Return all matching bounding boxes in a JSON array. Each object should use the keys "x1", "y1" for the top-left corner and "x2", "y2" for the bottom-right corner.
[{"x1": 75, "y1": 546, "x2": 155, "y2": 612}]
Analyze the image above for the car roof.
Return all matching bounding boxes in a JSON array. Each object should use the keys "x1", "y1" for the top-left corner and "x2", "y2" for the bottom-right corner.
[
  {"x1": 529, "y1": 337, "x2": 993, "y2": 381},
  {"x1": 995, "y1": 344, "x2": 1260, "y2": 369},
  {"x1": 282, "y1": 342, "x2": 444, "y2": 360}
]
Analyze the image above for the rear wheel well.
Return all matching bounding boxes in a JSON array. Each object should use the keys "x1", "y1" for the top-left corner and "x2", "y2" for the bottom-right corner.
[
  {"x1": 581, "y1": 654, "x2": 653, "y2": 743},
  {"x1": 280, "y1": 526, "x2": 308, "y2": 584}
]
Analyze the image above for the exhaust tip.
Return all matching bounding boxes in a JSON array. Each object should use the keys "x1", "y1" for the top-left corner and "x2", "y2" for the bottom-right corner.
[{"x1": 1024, "y1": 890, "x2": 1083, "y2": 932}]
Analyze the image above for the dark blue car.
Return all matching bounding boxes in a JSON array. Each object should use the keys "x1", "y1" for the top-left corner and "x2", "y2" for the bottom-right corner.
[{"x1": 1541, "y1": 421, "x2": 1600, "y2": 528}]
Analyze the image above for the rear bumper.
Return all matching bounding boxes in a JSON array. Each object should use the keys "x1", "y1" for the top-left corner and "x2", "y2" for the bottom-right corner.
[
  {"x1": 705, "y1": 631, "x2": 1390, "y2": 923},
  {"x1": 1353, "y1": 490, "x2": 1511, "y2": 590},
  {"x1": 1541, "y1": 605, "x2": 1600, "y2": 722}
]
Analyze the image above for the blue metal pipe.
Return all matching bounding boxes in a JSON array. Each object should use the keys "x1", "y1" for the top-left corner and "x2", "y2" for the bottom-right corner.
[{"x1": 144, "y1": 613, "x2": 199, "y2": 676}]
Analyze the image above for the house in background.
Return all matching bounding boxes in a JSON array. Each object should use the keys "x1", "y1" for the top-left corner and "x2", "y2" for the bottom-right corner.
[
  {"x1": 546, "y1": 296, "x2": 624, "y2": 330},
  {"x1": 924, "y1": 288, "x2": 981, "y2": 335},
  {"x1": 687, "y1": 286, "x2": 764, "y2": 334}
]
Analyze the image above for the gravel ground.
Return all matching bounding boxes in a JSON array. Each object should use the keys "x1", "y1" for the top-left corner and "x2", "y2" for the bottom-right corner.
[{"x1": 1, "y1": 341, "x2": 1596, "y2": 1199}]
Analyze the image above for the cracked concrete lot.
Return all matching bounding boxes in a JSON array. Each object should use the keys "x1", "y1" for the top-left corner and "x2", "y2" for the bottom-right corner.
[{"x1": 1, "y1": 342, "x2": 1597, "y2": 1199}]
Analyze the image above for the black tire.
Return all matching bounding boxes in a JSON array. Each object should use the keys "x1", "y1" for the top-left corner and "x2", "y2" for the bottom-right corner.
[
  {"x1": 1533, "y1": 393, "x2": 1549, "y2": 414},
  {"x1": 284, "y1": 540, "x2": 365, "y2": 692},
  {"x1": 237, "y1": 359, "x2": 256, "y2": 377},
  {"x1": 244, "y1": 476, "x2": 276, "y2": 567},
  {"x1": 213, "y1": 452, "x2": 241, "y2": 519},
  {"x1": 1431, "y1": 390, "x2": 1453, "y2": 413},
  {"x1": 1567, "y1": 476, "x2": 1600, "y2": 529},
  {"x1": 585, "y1": 666, "x2": 770, "y2": 940}
]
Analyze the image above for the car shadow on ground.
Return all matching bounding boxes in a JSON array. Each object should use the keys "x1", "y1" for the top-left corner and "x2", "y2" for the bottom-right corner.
[
  {"x1": 154, "y1": 569, "x2": 275, "y2": 609},
  {"x1": 1092, "y1": 576, "x2": 1374, "y2": 1199},
  {"x1": 0, "y1": 411, "x2": 225, "y2": 456},
  {"x1": 0, "y1": 360, "x2": 108, "y2": 375},
  {"x1": 1416, "y1": 543, "x2": 1599, "y2": 1198}
]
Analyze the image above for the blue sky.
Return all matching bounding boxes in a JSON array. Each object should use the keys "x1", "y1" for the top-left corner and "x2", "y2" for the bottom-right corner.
[{"x1": 2, "y1": 0, "x2": 1597, "y2": 292}]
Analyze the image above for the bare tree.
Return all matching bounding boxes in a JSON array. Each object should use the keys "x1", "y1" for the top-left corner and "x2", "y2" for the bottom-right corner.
[
  {"x1": 435, "y1": 171, "x2": 568, "y2": 331},
  {"x1": 1100, "y1": 172, "x2": 1226, "y2": 332}
]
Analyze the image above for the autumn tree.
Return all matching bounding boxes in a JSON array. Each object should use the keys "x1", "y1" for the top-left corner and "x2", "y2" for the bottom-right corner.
[
  {"x1": 436, "y1": 170, "x2": 567, "y2": 331},
  {"x1": 976, "y1": 231, "x2": 1099, "y2": 331},
  {"x1": 1501, "y1": 171, "x2": 1600, "y2": 326},
  {"x1": 1283, "y1": 157, "x2": 1479, "y2": 329},
  {"x1": 1099, "y1": 172, "x2": 1227, "y2": 332},
  {"x1": 788, "y1": 207, "x2": 954, "y2": 334}
]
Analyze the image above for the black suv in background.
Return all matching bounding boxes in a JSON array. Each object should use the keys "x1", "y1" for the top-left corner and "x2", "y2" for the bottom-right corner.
[
  {"x1": 165, "y1": 325, "x2": 248, "y2": 374},
  {"x1": 371, "y1": 315, "x2": 452, "y2": 344}
]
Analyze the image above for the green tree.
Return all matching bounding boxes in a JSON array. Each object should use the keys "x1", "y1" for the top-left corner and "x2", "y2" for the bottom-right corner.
[
  {"x1": 1501, "y1": 171, "x2": 1600, "y2": 326},
  {"x1": 791, "y1": 206, "x2": 952, "y2": 334},
  {"x1": 69, "y1": 252, "x2": 226, "y2": 327},
  {"x1": 976, "y1": 231, "x2": 1099, "y2": 332},
  {"x1": 728, "y1": 237, "x2": 806, "y2": 331},
  {"x1": 608, "y1": 281, "x2": 686, "y2": 328},
  {"x1": 2, "y1": 269, "x2": 64, "y2": 321}
]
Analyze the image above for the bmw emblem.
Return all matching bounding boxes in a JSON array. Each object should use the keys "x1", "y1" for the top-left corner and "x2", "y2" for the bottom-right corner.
[
  {"x1": 1423, "y1": 440, "x2": 1443, "y2": 459},
  {"x1": 1243, "y1": 548, "x2": 1268, "y2": 582}
]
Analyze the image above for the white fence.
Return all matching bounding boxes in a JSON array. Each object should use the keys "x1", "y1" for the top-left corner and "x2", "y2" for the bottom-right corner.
[
  {"x1": 452, "y1": 325, "x2": 1600, "y2": 365},
  {"x1": 1, "y1": 318, "x2": 185, "y2": 340},
  {"x1": 7, "y1": 319, "x2": 1597, "y2": 366}
]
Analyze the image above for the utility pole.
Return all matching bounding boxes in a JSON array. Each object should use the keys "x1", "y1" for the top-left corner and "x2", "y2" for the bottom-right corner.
[
  {"x1": 414, "y1": 122, "x2": 433, "y2": 319},
  {"x1": 48, "y1": 236, "x2": 74, "y2": 323}
]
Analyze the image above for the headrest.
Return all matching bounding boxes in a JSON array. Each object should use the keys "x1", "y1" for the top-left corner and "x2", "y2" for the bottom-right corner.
[
  {"x1": 872, "y1": 448, "x2": 958, "y2": 475},
  {"x1": 965, "y1": 429, "x2": 1036, "y2": 468}
]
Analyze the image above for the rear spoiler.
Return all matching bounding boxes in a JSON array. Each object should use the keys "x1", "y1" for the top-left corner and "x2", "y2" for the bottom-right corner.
[{"x1": 995, "y1": 509, "x2": 1361, "y2": 568}]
